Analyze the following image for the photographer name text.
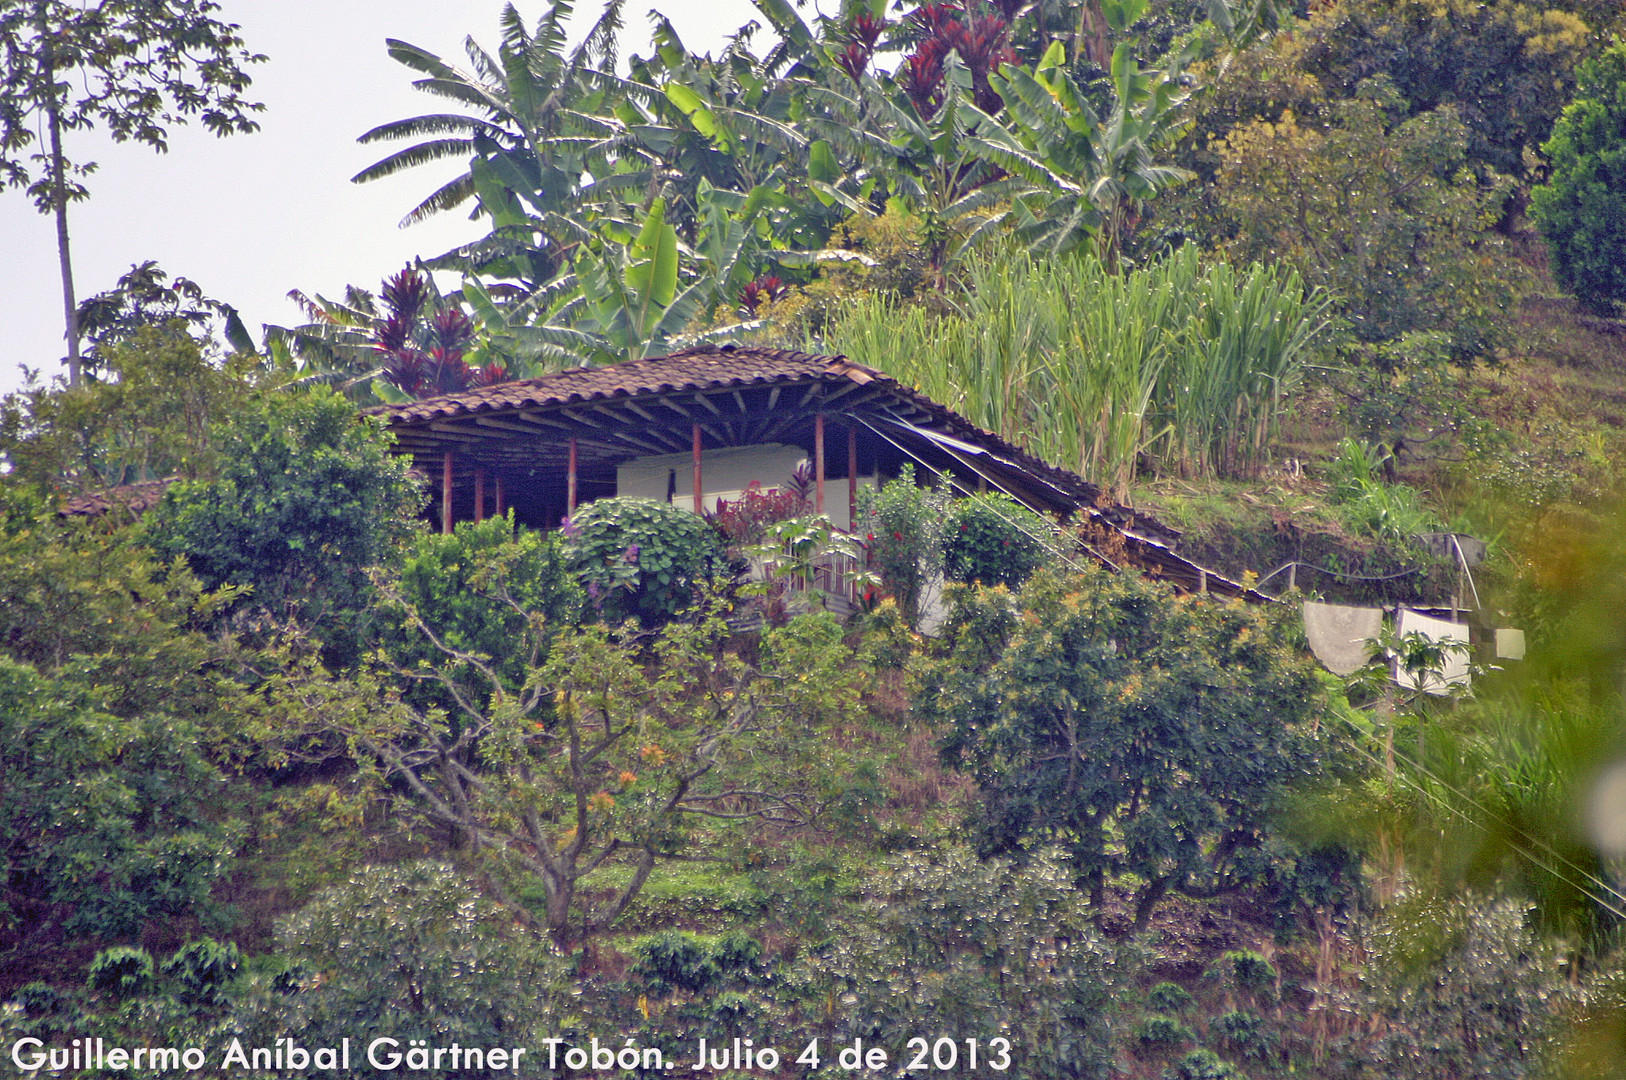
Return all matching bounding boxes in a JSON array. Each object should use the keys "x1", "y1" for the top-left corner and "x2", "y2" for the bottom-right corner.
[{"x1": 11, "y1": 1035, "x2": 1013, "y2": 1074}]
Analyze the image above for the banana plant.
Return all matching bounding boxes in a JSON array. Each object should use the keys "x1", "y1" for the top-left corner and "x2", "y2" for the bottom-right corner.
[
  {"x1": 796, "y1": 56, "x2": 1019, "y2": 270},
  {"x1": 974, "y1": 39, "x2": 1194, "y2": 266},
  {"x1": 353, "y1": 0, "x2": 632, "y2": 282}
]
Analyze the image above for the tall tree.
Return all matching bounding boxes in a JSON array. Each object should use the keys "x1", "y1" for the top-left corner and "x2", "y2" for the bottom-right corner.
[
  {"x1": 1532, "y1": 38, "x2": 1626, "y2": 317},
  {"x1": 0, "y1": 0, "x2": 264, "y2": 384}
]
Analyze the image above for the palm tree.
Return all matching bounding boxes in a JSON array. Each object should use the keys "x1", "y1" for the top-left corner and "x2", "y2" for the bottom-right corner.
[{"x1": 351, "y1": 0, "x2": 626, "y2": 284}]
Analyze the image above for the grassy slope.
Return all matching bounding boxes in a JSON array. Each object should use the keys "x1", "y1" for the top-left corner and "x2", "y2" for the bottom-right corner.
[{"x1": 1130, "y1": 293, "x2": 1626, "y2": 612}]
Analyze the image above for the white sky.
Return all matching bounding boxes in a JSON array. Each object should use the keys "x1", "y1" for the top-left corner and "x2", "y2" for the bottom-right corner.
[{"x1": 0, "y1": 0, "x2": 776, "y2": 394}]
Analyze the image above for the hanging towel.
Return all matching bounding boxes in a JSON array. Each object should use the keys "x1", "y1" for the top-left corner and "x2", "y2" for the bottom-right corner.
[
  {"x1": 1303, "y1": 601, "x2": 1384, "y2": 676},
  {"x1": 1394, "y1": 609, "x2": 1470, "y2": 696},
  {"x1": 1496, "y1": 628, "x2": 1526, "y2": 661}
]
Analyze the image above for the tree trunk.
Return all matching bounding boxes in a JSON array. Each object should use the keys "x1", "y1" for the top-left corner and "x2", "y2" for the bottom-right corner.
[
  {"x1": 1133, "y1": 875, "x2": 1170, "y2": 931},
  {"x1": 36, "y1": 0, "x2": 80, "y2": 384}
]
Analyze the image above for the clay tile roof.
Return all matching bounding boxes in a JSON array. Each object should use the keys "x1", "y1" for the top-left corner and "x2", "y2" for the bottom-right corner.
[
  {"x1": 58, "y1": 477, "x2": 176, "y2": 519},
  {"x1": 371, "y1": 345, "x2": 859, "y2": 425}
]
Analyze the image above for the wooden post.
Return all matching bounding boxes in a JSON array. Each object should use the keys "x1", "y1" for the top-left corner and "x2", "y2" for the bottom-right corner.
[
  {"x1": 692, "y1": 422, "x2": 703, "y2": 513},
  {"x1": 494, "y1": 473, "x2": 505, "y2": 518},
  {"x1": 441, "y1": 450, "x2": 454, "y2": 535},
  {"x1": 474, "y1": 469, "x2": 486, "y2": 524},
  {"x1": 814, "y1": 412, "x2": 825, "y2": 515},
  {"x1": 847, "y1": 424, "x2": 858, "y2": 528},
  {"x1": 567, "y1": 437, "x2": 578, "y2": 516}
]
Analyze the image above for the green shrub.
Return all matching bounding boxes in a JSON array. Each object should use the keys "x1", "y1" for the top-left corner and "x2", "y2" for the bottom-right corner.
[
  {"x1": 87, "y1": 947, "x2": 155, "y2": 1000},
  {"x1": 234, "y1": 863, "x2": 562, "y2": 1052},
  {"x1": 943, "y1": 492, "x2": 1055, "y2": 588},
  {"x1": 1216, "y1": 950, "x2": 1277, "y2": 1002},
  {"x1": 712, "y1": 932, "x2": 764, "y2": 975},
  {"x1": 634, "y1": 931, "x2": 719, "y2": 994},
  {"x1": 1147, "y1": 981, "x2": 1195, "y2": 1012},
  {"x1": 704, "y1": 990, "x2": 762, "y2": 1035},
  {"x1": 162, "y1": 939, "x2": 241, "y2": 1007},
  {"x1": 1164, "y1": 1048, "x2": 1245, "y2": 1080},
  {"x1": 1211, "y1": 1010, "x2": 1274, "y2": 1062},
  {"x1": 1533, "y1": 40, "x2": 1626, "y2": 316},
  {"x1": 856, "y1": 466, "x2": 948, "y2": 624},
  {"x1": 144, "y1": 387, "x2": 421, "y2": 655},
  {"x1": 1326, "y1": 438, "x2": 1437, "y2": 546},
  {"x1": 385, "y1": 514, "x2": 580, "y2": 713},
  {"x1": 1136, "y1": 1014, "x2": 1195, "y2": 1048},
  {"x1": 564, "y1": 497, "x2": 723, "y2": 623},
  {"x1": 0, "y1": 660, "x2": 231, "y2": 943}
]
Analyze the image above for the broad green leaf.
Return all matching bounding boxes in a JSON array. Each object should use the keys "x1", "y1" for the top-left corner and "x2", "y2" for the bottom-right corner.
[
  {"x1": 626, "y1": 199, "x2": 680, "y2": 326},
  {"x1": 808, "y1": 140, "x2": 840, "y2": 185}
]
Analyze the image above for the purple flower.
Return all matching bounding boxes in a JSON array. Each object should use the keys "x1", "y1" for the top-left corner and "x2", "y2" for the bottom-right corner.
[
  {"x1": 559, "y1": 515, "x2": 580, "y2": 539},
  {"x1": 624, "y1": 543, "x2": 640, "y2": 563}
]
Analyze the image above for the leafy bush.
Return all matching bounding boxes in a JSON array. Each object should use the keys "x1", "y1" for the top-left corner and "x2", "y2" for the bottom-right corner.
[
  {"x1": 857, "y1": 466, "x2": 948, "y2": 624},
  {"x1": 564, "y1": 496, "x2": 724, "y2": 623},
  {"x1": 1136, "y1": 1014, "x2": 1195, "y2": 1048},
  {"x1": 233, "y1": 863, "x2": 564, "y2": 1053},
  {"x1": 634, "y1": 930, "x2": 764, "y2": 996},
  {"x1": 1212, "y1": 75, "x2": 1517, "y2": 364},
  {"x1": 87, "y1": 947, "x2": 155, "y2": 1001},
  {"x1": 1326, "y1": 438, "x2": 1438, "y2": 546},
  {"x1": 0, "y1": 659, "x2": 232, "y2": 947},
  {"x1": 144, "y1": 387, "x2": 421, "y2": 649},
  {"x1": 792, "y1": 847, "x2": 1130, "y2": 1080},
  {"x1": 1533, "y1": 40, "x2": 1626, "y2": 316},
  {"x1": 162, "y1": 939, "x2": 241, "y2": 1007},
  {"x1": 1147, "y1": 981, "x2": 1195, "y2": 1012},
  {"x1": 1210, "y1": 1010, "x2": 1274, "y2": 1062},
  {"x1": 943, "y1": 492, "x2": 1055, "y2": 588},
  {"x1": 383, "y1": 514, "x2": 579, "y2": 712},
  {"x1": 1216, "y1": 950, "x2": 1277, "y2": 1002},
  {"x1": 634, "y1": 932, "x2": 719, "y2": 994},
  {"x1": 1335, "y1": 895, "x2": 1568, "y2": 1080},
  {"x1": 926, "y1": 567, "x2": 1333, "y2": 929},
  {"x1": 1164, "y1": 1048, "x2": 1245, "y2": 1080}
]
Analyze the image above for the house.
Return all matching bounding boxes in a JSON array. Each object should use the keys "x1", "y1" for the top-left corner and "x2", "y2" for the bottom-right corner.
[{"x1": 373, "y1": 344, "x2": 1262, "y2": 600}]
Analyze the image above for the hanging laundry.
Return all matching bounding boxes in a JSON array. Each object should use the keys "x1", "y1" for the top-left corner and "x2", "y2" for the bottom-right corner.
[
  {"x1": 1393, "y1": 609, "x2": 1471, "y2": 696},
  {"x1": 1496, "y1": 628, "x2": 1526, "y2": 661},
  {"x1": 1303, "y1": 601, "x2": 1384, "y2": 676}
]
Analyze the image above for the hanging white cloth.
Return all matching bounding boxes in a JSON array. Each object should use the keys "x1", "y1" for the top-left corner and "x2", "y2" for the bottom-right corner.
[
  {"x1": 1496, "y1": 628, "x2": 1526, "y2": 661},
  {"x1": 1303, "y1": 601, "x2": 1384, "y2": 676},
  {"x1": 1393, "y1": 609, "x2": 1470, "y2": 696}
]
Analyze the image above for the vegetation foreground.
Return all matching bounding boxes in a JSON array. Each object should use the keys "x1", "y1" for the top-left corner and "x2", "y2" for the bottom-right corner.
[{"x1": 7, "y1": 0, "x2": 1626, "y2": 1076}]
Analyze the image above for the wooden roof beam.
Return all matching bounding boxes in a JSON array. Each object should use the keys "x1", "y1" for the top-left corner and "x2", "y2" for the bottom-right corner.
[
  {"x1": 818, "y1": 379, "x2": 867, "y2": 407},
  {"x1": 559, "y1": 408, "x2": 603, "y2": 429},
  {"x1": 473, "y1": 416, "x2": 545, "y2": 435},
  {"x1": 516, "y1": 412, "x2": 574, "y2": 431}
]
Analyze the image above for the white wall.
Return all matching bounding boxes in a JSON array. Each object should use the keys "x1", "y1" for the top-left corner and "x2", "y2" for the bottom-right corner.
[{"x1": 615, "y1": 443, "x2": 874, "y2": 530}]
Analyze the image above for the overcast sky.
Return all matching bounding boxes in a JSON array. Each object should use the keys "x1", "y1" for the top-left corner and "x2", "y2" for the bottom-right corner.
[{"x1": 0, "y1": 0, "x2": 776, "y2": 395}]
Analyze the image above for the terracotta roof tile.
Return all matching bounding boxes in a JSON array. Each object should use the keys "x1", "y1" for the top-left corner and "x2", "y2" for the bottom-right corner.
[
  {"x1": 58, "y1": 477, "x2": 176, "y2": 519},
  {"x1": 372, "y1": 345, "x2": 853, "y2": 424}
]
